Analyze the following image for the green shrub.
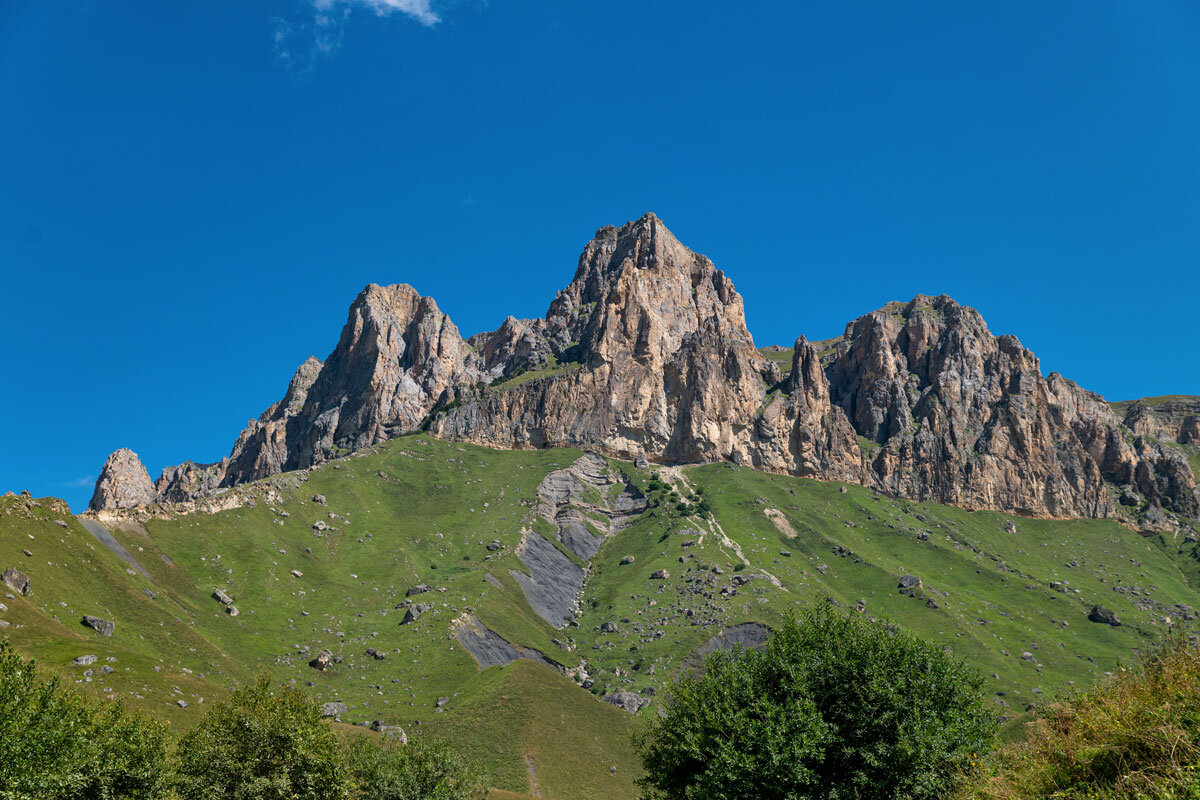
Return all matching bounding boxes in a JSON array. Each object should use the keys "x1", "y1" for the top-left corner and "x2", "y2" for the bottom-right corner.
[
  {"x1": 346, "y1": 735, "x2": 487, "y2": 800},
  {"x1": 174, "y1": 676, "x2": 349, "y2": 800},
  {"x1": 958, "y1": 634, "x2": 1200, "y2": 800},
  {"x1": 636, "y1": 605, "x2": 996, "y2": 800},
  {"x1": 0, "y1": 640, "x2": 171, "y2": 800}
]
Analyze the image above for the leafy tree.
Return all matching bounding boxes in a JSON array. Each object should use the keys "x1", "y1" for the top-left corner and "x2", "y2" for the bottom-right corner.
[
  {"x1": 0, "y1": 640, "x2": 170, "y2": 800},
  {"x1": 636, "y1": 605, "x2": 996, "y2": 800},
  {"x1": 346, "y1": 734, "x2": 488, "y2": 800},
  {"x1": 175, "y1": 676, "x2": 349, "y2": 800}
]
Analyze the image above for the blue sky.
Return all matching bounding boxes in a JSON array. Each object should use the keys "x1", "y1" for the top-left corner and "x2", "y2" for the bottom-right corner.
[{"x1": 2, "y1": 1, "x2": 1198, "y2": 510}]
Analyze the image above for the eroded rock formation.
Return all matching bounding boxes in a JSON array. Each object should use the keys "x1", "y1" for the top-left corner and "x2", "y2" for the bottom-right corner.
[
  {"x1": 88, "y1": 213, "x2": 1199, "y2": 530},
  {"x1": 90, "y1": 449, "x2": 156, "y2": 511}
]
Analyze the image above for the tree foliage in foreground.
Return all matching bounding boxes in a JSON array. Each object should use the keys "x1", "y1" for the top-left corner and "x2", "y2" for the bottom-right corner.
[
  {"x1": 636, "y1": 604, "x2": 997, "y2": 800},
  {"x1": 0, "y1": 640, "x2": 171, "y2": 800},
  {"x1": 346, "y1": 734, "x2": 488, "y2": 800},
  {"x1": 175, "y1": 677, "x2": 350, "y2": 800},
  {"x1": 0, "y1": 640, "x2": 486, "y2": 800}
]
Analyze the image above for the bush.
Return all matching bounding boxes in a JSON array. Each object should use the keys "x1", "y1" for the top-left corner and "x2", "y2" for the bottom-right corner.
[
  {"x1": 0, "y1": 640, "x2": 171, "y2": 800},
  {"x1": 346, "y1": 735, "x2": 487, "y2": 800},
  {"x1": 636, "y1": 605, "x2": 996, "y2": 800},
  {"x1": 958, "y1": 634, "x2": 1200, "y2": 800},
  {"x1": 175, "y1": 676, "x2": 349, "y2": 800}
]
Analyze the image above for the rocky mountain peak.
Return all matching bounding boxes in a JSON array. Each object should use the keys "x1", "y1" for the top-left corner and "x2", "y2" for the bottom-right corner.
[
  {"x1": 86, "y1": 215, "x2": 1198, "y2": 532},
  {"x1": 543, "y1": 213, "x2": 753, "y2": 366},
  {"x1": 255, "y1": 282, "x2": 481, "y2": 474},
  {"x1": 89, "y1": 448, "x2": 156, "y2": 511}
]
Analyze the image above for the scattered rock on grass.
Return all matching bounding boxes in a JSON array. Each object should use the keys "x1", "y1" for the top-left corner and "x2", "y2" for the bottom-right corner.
[{"x1": 2, "y1": 568, "x2": 31, "y2": 596}]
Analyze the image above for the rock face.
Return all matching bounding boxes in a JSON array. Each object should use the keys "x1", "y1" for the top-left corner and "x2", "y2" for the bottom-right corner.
[
  {"x1": 434, "y1": 214, "x2": 773, "y2": 464},
  {"x1": 1118, "y1": 397, "x2": 1200, "y2": 445},
  {"x1": 86, "y1": 213, "x2": 1199, "y2": 530},
  {"x1": 90, "y1": 449, "x2": 156, "y2": 511},
  {"x1": 814, "y1": 296, "x2": 1198, "y2": 522}
]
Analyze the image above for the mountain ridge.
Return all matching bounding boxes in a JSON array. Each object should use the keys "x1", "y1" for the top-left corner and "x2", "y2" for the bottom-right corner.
[{"x1": 88, "y1": 213, "x2": 1199, "y2": 534}]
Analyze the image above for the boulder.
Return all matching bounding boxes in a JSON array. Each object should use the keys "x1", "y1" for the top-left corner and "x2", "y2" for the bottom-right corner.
[
  {"x1": 320, "y1": 701, "x2": 348, "y2": 719},
  {"x1": 650, "y1": 569, "x2": 670, "y2": 580},
  {"x1": 369, "y1": 720, "x2": 407, "y2": 743},
  {"x1": 309, "y1": 649, "x2": 333, "y2": 670},
  {"x1": 1088, "y1": 605, "x2": 1121, "y2": 626},
  {"x1": 82, "y1": 615, "x2": 115, "y2": 636},
  {"x1": 2, "y1": 567, "x2": 30, "y2": 596},
  {"x1": 212, "y1": 589, "x2": 234, "y2": 605},
  {"x1": 401, "y1": 603, "x2": 432, "y2": 625},
  {"x1": 72, "y1": 654, "x2": 98, "y2": 666},
  {"x1": 604, "y1": 691, "x2": 650, "y2": 714}
]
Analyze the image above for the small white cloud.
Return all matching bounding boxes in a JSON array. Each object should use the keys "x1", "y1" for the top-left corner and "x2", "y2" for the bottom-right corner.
[
  {"x1": 67, "y1": 475, "x2": 96, "y2": 488},
  {"x1": 315, "y1": 0, "x2": 441, "y2": 27},
  {"x1": 274, "y1": 0, "x2": 444, "y2": 73}
]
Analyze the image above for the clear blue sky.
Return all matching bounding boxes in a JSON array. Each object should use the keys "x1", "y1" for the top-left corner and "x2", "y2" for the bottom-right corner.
[{"x1": 2, "y1": 1, "x2": 1198, "y2": 510}]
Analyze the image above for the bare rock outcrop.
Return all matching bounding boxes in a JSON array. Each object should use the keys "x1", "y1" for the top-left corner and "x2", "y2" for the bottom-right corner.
[
  {"x1": 824, "y1": 296, "x2": 1196, "y2": 520},
  {"x1": 87, "y1": 213, "x2": 1197, "y2": 530},
  {"x1": 748, "y1": 336, "x2": 863, "y2": 480},
  {"x1": 221, "y1": 355, "x2": 323, "y2": 487},
  {"x1": 433, "y1": 213, "x2": 773, "y2": 464},
  {"x1": 1118, "y1": 397, "x2": 1200, "y2": 445},
  {"x1": 155, "y1": 459, "x2": 227, "y2": 503},
  {"x1": 89, "y1": 449, "x2": 156, "y2": 511}
]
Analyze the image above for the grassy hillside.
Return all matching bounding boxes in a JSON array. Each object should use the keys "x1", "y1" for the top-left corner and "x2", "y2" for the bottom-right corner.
[
  {"x1": 957, "y1": 634, "x2": 1200, "y2": 799},
  {"x1": 4, "y1": 434, "x2": 1200, "y2": 798}
]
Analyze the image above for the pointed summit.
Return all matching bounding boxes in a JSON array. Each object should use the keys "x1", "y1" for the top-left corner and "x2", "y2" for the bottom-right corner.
[{"x1": 89, "y1": 448, "x2": 155, "y2": 511}]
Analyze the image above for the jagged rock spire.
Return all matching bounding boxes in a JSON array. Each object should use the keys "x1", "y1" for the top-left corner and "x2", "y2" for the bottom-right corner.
[{"x1": 89, "y1": 449, "x2": 155, "y2": 511}]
